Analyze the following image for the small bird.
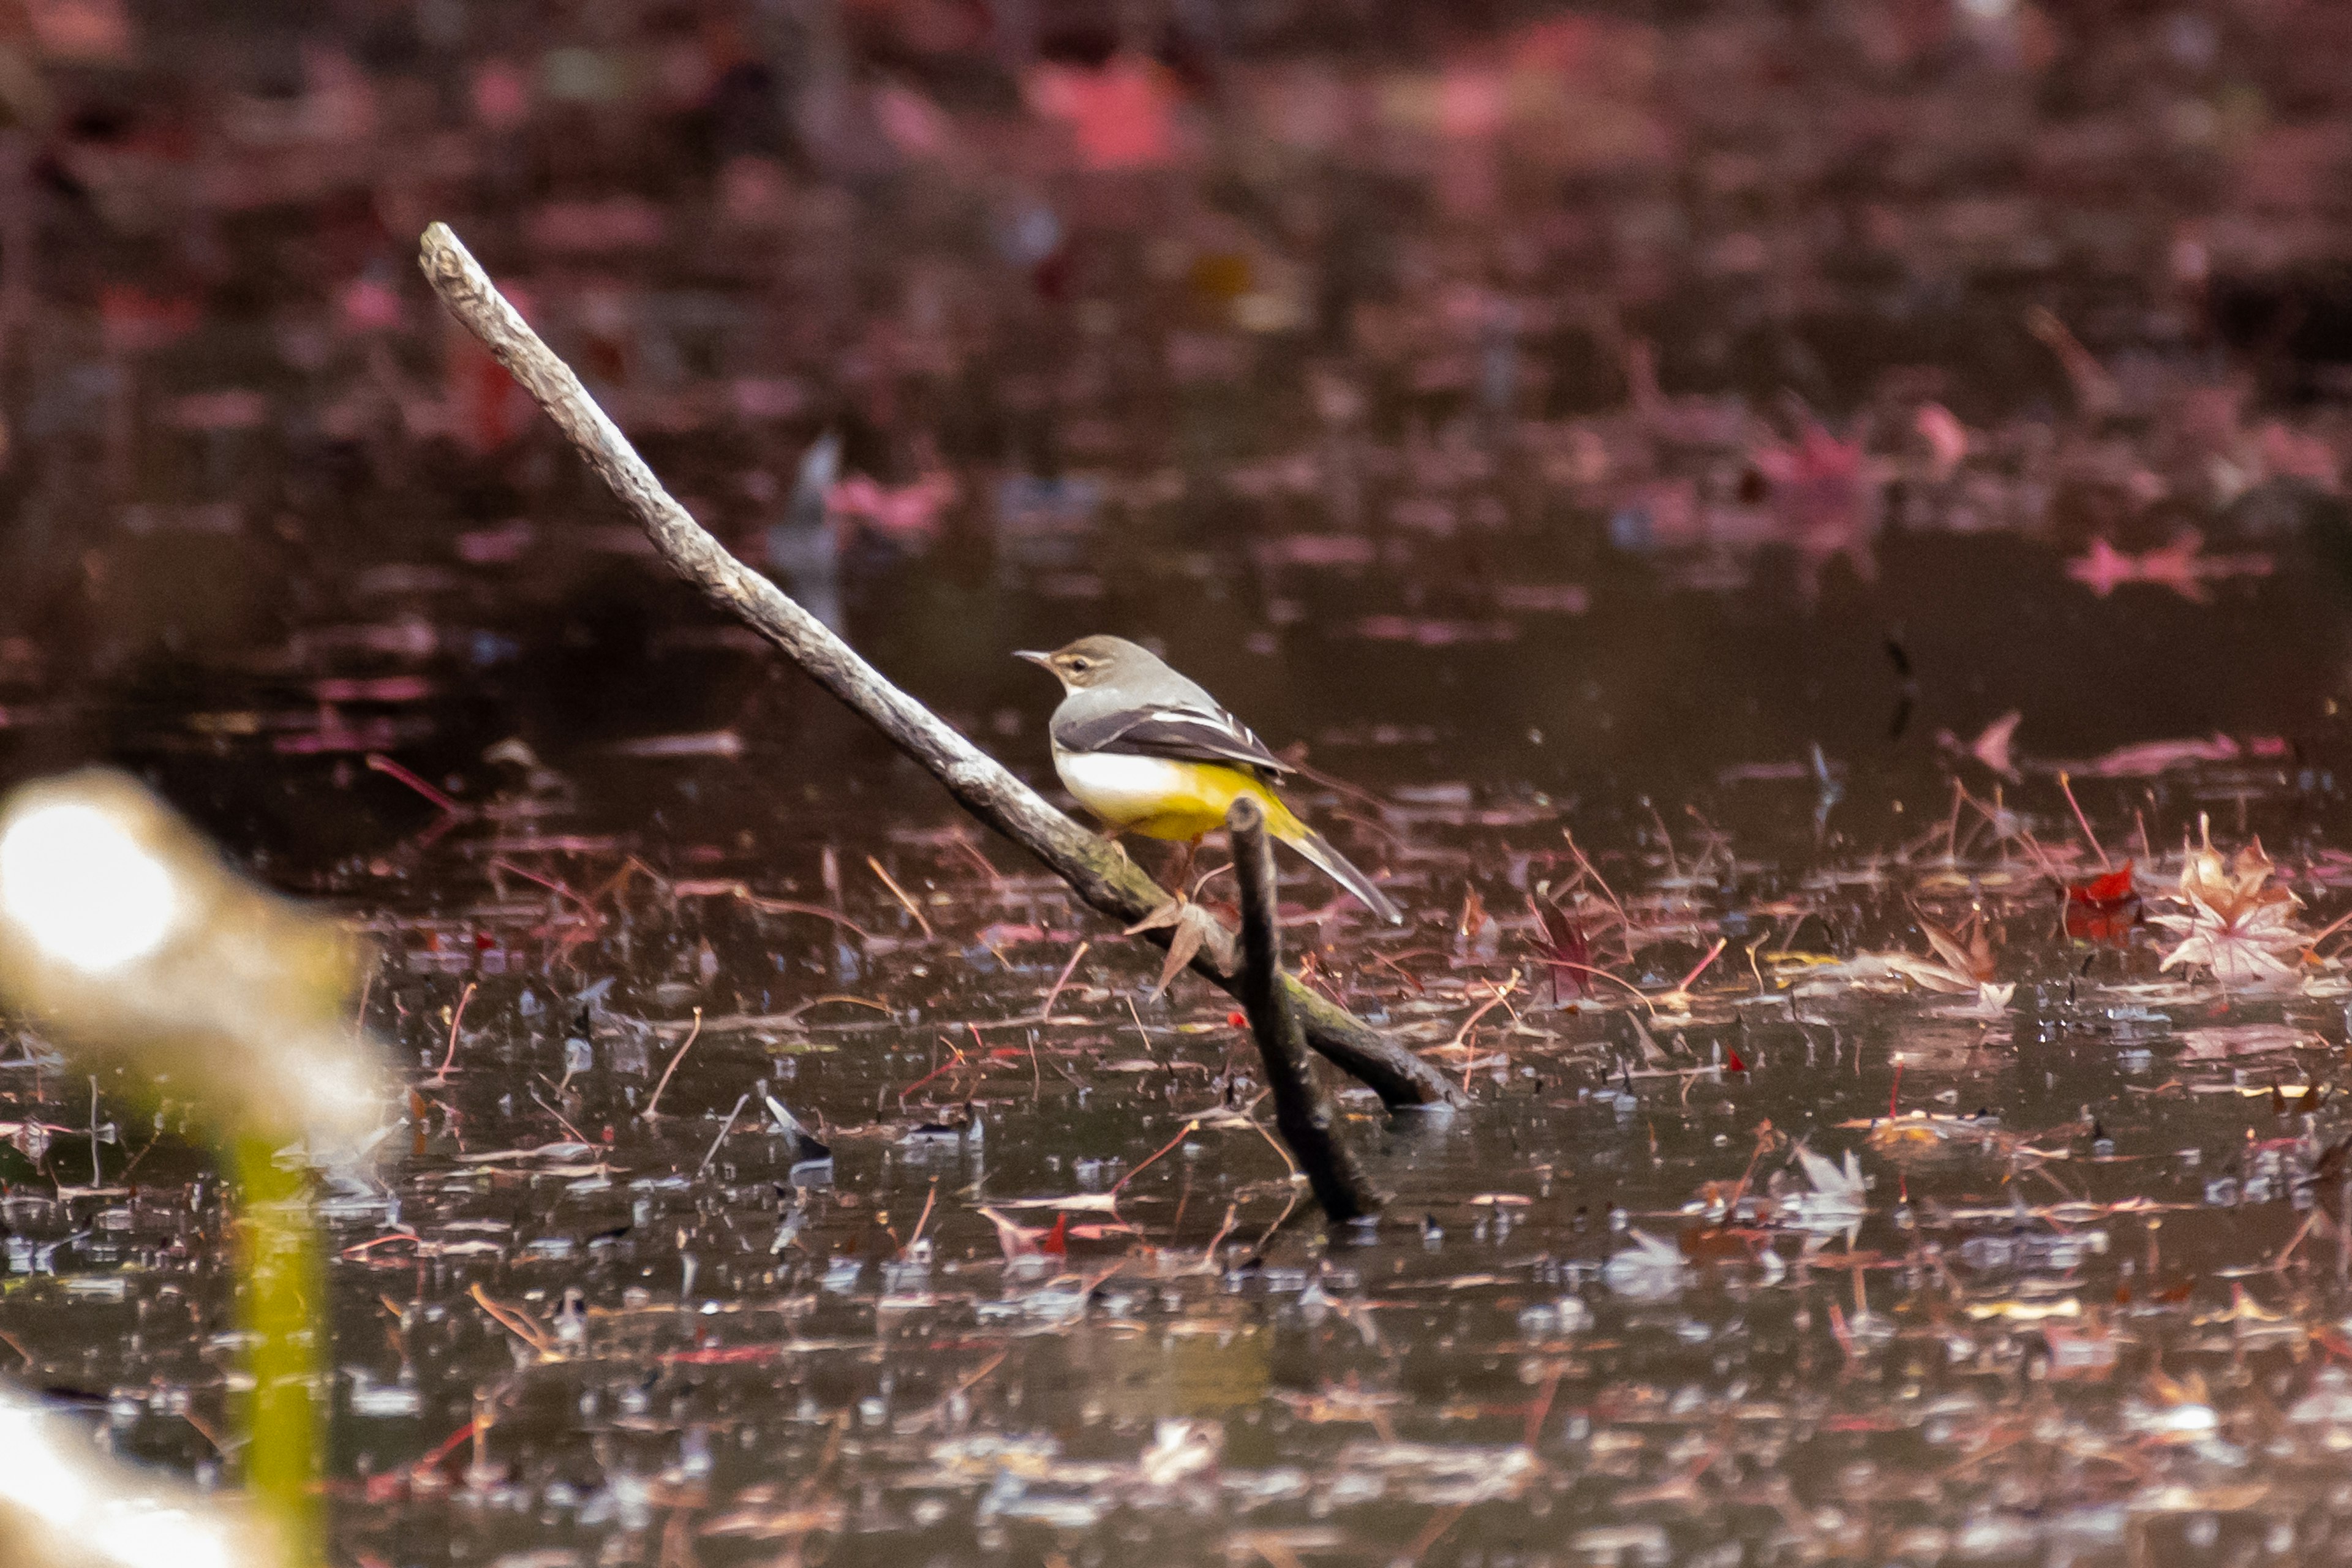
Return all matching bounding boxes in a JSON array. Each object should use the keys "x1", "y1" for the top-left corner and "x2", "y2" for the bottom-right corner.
[{"x1": 1017, "y1": 636, "x2": 1403, "y2": 922}]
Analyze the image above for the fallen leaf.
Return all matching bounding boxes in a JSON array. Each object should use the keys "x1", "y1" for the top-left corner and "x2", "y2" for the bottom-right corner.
[
  {"x1": 1148, "y1": 904, "x2": 1221, "y2": 1000},
  {"x1": 1970, "y1": 710, "x2": 2022, "y2": 778},
  {"x1": 2153, "y1": 824, "x2": 2304, "y2": 983},
  {"x1": 2064, "y1": 862, "x2": 2141, "y2": 943},
  {"x1": 1530, "y1": 899, "x2": 1590, "y2": 1002}
]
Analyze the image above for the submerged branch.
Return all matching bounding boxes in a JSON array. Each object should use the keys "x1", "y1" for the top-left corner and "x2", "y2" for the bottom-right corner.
[{"x1": 416, "y1": 222, "x2": 1459, "y2": 1109}]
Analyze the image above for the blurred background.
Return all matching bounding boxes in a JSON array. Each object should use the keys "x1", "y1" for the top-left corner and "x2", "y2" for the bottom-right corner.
[{"x1": 0, "y1": 0, "x2": 2347, "y2": 859}]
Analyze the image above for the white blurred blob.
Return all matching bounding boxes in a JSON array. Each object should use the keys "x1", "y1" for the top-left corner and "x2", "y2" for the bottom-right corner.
[
  {"x1": 0, "y1": 1386, "x2": 266, "y2": 1568},
  {"x1": 0, "y1": 769, "x2": 390, "y2": 1157},
  {"x1": 1957, "y1": 0, "x2": 2015, "y2": 17},
  {"x1": 0, "y1": 804, "x2": 178, "y2": 973}
]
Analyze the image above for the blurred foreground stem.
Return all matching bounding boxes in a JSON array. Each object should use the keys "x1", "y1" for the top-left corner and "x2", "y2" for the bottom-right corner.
[{"x1": 235, "y1": 1135, "x2": 321, "y2": 1562}]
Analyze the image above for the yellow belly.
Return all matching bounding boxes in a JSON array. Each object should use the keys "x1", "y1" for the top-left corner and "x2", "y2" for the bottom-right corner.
[{"x1": 1053, "y1": 749, "x2": 1299, "y2": 842}]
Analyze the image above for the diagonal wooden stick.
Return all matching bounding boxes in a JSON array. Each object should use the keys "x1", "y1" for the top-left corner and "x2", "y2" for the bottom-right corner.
[{"x1": 416, "y1": 223, "x2": 1458, "y2": 1108}]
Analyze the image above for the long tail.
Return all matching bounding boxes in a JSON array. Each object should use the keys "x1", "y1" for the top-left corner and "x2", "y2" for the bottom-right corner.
[{"x1": 1276, "y1": 819, "x2": 1404, "y2": 924}]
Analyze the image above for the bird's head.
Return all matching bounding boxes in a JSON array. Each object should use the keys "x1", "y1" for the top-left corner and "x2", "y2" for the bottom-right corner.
[{"x1": 1014, "y1": 635, "x2": 1149, "y2": 692}]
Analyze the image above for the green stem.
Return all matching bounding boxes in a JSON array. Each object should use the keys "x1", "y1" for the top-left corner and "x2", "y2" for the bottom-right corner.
[{"x1": 234, "y1": 1135, "x2": 322, "y2": 1563}]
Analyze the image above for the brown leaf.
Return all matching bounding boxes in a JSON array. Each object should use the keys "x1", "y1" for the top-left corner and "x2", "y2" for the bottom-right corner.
[
  {"x1": 1125, "y1": 898, "x2": 1186, "y2": 935},
  {"x1": 1918, "y1": 913, "x2": 1994, "y2": 982},
  {"x1": 1458, "y1": 885, "x2": 1487, "y2": 941},
  {"x1": 2154, "y1": 820, "x2": 2305, "y2": 982},
  {"x1": 1149, "y1": 905, "x2": 1216, "y2": 999}
]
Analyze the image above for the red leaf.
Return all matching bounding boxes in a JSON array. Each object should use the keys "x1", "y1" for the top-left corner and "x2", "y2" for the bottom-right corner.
[
  {"x1": 2064, "y1": 860, "x2": 2142, "y2": 944},
  {"x1": 2070, "y1": 863, "x2": 2138, "y2": 905},
  {"x1": 1025, "y1": 56, "x2": 1183, "y2": 172},
  {"x1": 1534, "y1": 902, "x2": 1590, "y2": 1002}
]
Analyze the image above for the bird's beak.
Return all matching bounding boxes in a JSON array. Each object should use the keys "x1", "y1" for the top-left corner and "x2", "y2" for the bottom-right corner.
[{"x1": 1013, "y1": 650, "x2": 1053, "y2": 669}]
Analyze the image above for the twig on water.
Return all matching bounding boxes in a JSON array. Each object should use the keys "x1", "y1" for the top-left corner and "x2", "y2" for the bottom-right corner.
[
  {"x1": 1643, "y1": 799, "x2": 1681, "y2": 880},
  {"x1": 366, "y1": 751, "x2": 473, "y2": 846},
  {"x1": 1521, "y1": 1365, "x2": 1562, "y2": 1451},
  {"x1": 416, "y1": 222, "x2": 1455, "y2": 1109},
  {"x1": 2271, "y1": 1208, "x2": 2324, "y2": 1275},
  {"x1": 1237, "y1": 1093, "x2": 1311, "y2": 1254},
  {"x1": 407, "y1": 1416, "x2": 482, "y2": 1483},
  {"x1": 1395, "y1": 1503, "x2": 1471, "y2": 1567},
  {"x1": 663, "y1": 877, "x2": 878, "y2": 940},
  {"x1": 1112, "y1": 1118, "x2": 1200, "y2": 1195},
  {"x1": 355, "y1": 957, "x2": 377, "y2": 1039},
  {"x1": 866, "y1": 855, "x2": 935, "y2": 939},
  {"x1": 642, "y1": 1007, "x2": 702, "y2": 1120},
  {"x1": 489, "y1": 856, "x2": 601, "y2": 921},
  {"x1": 897, "y1": 1038, "x2": 974, "y2": 1104},
  {"x1": 903, "y1": 1178, "x2": 938, "y2": 1252},
  {"x1": 1548, "y1": 960, "x2": 1656, "y2": 1010},
  {"x1": 1446, "y1": 973, "x2": 1521, "y2": 1054},
  {"x1": 946, "y1": 831, "x2": 1005, "y2": 886},
  {"x1": 1675, "y1": 937, "x2": 1730, "y2": 993},
  {"x1": 530, "y1": 1086, "x2": 590, "y2": 1145},
  {"x1": 469, "y1": 1283, "x2": 556, "y2": 1358},
  {"x1": 2301, "y1": 905, "x2": 2352, "y2": 961},
  {"x1": 1246, "y1": 1536, "x2": 1311, "y2": 1568},
  {"x1": 2057, "y1": 772, "x2": 2110, "y2": 869},
  {"x1": 696, "y1": 1091, "x2": 752, "y2": 1175},
  {"x1": 1034, "y1": 940, "x2": 1090, "y2": 1021},
  {"x1": 428, "y1": 981, "x2": 476, "y2": 1086},
  {"x1": 1446, "y1": 970, "x2": 1523, "y2": 1091},
  {"x1": 1562, "y1": 829, "x2": 1632, "y2": 958}
]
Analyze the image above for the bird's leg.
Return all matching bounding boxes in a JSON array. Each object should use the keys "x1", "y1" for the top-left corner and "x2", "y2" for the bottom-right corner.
[
  {"x1": 1164, "y1": 839, "x2": 1200, "y2": 899},
  {"x1": 1092, "y1": 822, "x2": 1131, "y2": 862},
  {"x1": 1124, "y1": 842, "x2": 1204, "y2": 949}
]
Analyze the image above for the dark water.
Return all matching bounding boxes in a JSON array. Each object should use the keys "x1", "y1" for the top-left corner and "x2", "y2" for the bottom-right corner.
[{"x1": 12, "y1": 2, "x2": 2352, "y2": 1565}]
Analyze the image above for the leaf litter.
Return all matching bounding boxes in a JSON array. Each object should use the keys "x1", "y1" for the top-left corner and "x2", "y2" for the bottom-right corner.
[{"x1": 5, "y1": 740, "x2": 2329, "y2": 1566}]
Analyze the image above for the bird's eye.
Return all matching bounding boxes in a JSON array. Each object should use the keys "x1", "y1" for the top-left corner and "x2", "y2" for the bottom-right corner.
[{"x1": 1069, "y1": 658, "x2": 1090, "y2": 672}]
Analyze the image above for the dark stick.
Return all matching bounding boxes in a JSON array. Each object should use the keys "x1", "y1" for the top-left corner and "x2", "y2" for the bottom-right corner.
[
  {"x1": 415, "y1": 223, "x2": 1460, "y2": 1109},
  {"x1": 1227, "y1": 797, "x2": 1384, "y2": 1223}
]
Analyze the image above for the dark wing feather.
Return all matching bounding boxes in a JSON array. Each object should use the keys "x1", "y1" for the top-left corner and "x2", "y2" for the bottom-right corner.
[{"x1": 1054, "y1": 704, "x2": 1293, "y2": 776}]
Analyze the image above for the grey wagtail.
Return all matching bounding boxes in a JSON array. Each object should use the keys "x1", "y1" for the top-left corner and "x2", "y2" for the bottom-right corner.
[{"x1": 1016, "y1": 636, "x2": 1404, "y2": 923}]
